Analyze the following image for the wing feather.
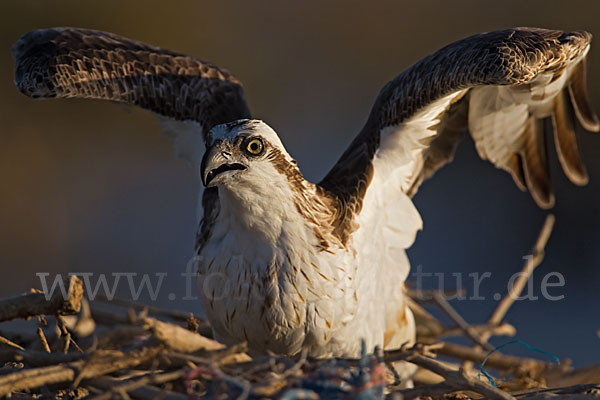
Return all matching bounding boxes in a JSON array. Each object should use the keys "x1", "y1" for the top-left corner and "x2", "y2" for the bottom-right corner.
[
  {"x1": 12, "y1": 27, "x2": 251, "y2": 143},
  {"x1": 568, "y1": 59, "x2": 600, "y2": 131},
  {"x1": 552, "y1": 89, "x2": 588, "y2": 186},
  {"x1": 12, "y1": 27, "x2": 249, "y2": 254},
  {"x1": 406, "y1": 95, "x2": 469, "y2": 196},
  {"x1": 320, "y1": 27, "x2": 599, "y2": 240},
  {"x1": 521, "y1": 117, "x2": 553, "y2": 207}
]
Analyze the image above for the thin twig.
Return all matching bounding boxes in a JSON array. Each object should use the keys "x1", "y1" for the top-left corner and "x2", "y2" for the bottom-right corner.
[
  {"x1": 61, "y1": 333, "x2": 71, "y2": 354},
  {"x1": 142, "y1": 316, "x2": 225, "y2": 352},
  {"x1": 88, "y1": 370, "x2": 186, "y2": 400},
  {"x1": 420, "y1": 339, "x2": 550, "y2": 374},
  {"x1": 431, "y1": 291, "x2": 494, "y2": 351},
  {"x1": 402, "y1": 355, "x2": 516, "y2": 400},
  {"x1": 0, "y1": 336, "x2": 24, "y2": 351},
  {"x1": 0, "y1": 346, "x2": 162, "y2": 396},
  {"x1": 438, "y1": 322, "x2": 516, "y2": 340},
  {"x1": 487, "y1": 214, "x2": 555, "y2": 327},
  {"x1": 464, "y1": 215, "x2": 556, "y2": 373},
  {"x1": 0, "y1": 348, "x2": 86, "y2": 367},
  {"x1": 36, "y1": 328, "x2": 51, "y2": 353},
  {"x1": 88, "y1": 376, "x2": 188, "y2": 400}
]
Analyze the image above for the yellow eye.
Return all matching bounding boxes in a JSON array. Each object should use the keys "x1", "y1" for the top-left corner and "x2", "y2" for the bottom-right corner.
[{"x1": 245, "y1": 138, "x2": 264, "y2": 155}]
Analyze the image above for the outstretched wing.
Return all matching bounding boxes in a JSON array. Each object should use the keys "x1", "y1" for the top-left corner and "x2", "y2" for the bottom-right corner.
[
  {"x1": 12, "y1": 27, "x2": 251, "y2": 169},
  {"x1": 321, "y1": 28, "x2": 599, "y2": 244},
  {"x1": 12, "y1": 27, "x2": 251, "y2": 249}
]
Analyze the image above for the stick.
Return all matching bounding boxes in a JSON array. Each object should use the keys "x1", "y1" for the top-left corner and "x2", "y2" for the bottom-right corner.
[
  {"x1": 405, "y1": 295, "x2": 447, "y2": 337},
  {"x1": 464, "y1": 215, "x2": 556, "y2": 372},
  {"x1": 0, "y1": 346, "x2": 162, "y2": 396},
  {"x1": 142, "y1": 316, "x2": 224, "y2": 353},
  {"x1": 401, "y1": 355, "x2": 516, "y2": 400},
  {"x1": 87, "y1": 370, "x2": 187, "y2": 400},
  {"x1": 431, "y1": 291, "x2": 494, "y2": 351},
  {"x1": 0, "y1": 330, "x2": 36, "y2": 347},
  {"x1": 487, "y1": 215, "x2": 555, "y2": 327},
  {"x1": 88, "y1": 376, "x2": 188, "y2": 400},
  {"x1": 0, "y1": 336, "x2": 24, "y2": 351},
  {"x1": 93, "y1": 296, "x2": 214, "y2": 338},
  {"x1": 61, "y1": 332, "x2": 71, "y2": 354},
  {"x1": 542, "y1": 363, "x2": 600, "y2": 387},
  {"x1": 423, "y1": 340, "x2": 549, "y2": 374},
  {"x1": 0, "y1": 275, "x2": 83, "y2": 322},
  {"x1": 0, "y1": 349, "x2": 86, "y2": 367},
  {"x1": 439, "y1": 322, "x2": 516, "y2": 340},
  {"x1": 36, "y1": 328, "x2": 51, "y2": 353}
]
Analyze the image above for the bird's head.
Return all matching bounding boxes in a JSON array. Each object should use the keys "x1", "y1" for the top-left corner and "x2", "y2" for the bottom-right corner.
[{"x1": 201, "y1": 119, "x2": 297, "y2": 188}]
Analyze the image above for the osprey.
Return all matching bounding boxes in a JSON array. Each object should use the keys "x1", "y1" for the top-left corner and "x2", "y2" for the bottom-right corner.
[{"x1": 13, "y1": 27, "x2": 599, "y2": 373}]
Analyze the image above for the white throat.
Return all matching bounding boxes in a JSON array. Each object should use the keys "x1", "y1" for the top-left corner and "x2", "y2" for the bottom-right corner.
[{"x1": 209, "y1": 164, "x2": 316, "y2": 264}]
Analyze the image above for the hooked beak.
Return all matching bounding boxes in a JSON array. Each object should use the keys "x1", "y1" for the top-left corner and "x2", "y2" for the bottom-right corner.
[{"x1": 200, "y1": 142, "x2": 247, "y2": 187}]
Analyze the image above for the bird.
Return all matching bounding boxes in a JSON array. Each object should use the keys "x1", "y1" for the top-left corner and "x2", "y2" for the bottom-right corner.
[{"x1": 12, "y1": 27, "x2": 599, "y2": 381}]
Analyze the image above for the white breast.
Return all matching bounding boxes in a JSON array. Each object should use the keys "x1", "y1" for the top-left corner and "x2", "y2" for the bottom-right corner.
[{"x1": 195, "y1": 178, "x2": 378, "y2": 357}]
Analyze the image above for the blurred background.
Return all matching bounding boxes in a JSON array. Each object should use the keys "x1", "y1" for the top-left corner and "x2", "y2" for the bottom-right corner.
[{"x1": 1, "y1": 1, "x2": 598, "y2": 364}]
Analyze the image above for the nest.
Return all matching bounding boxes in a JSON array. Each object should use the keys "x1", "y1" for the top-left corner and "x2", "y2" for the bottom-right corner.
[{"x1": 1, "y1": 215, "x2": 599, "y2": 399}]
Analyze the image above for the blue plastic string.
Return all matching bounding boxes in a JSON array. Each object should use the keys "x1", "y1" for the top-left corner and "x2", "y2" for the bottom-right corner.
[{"x1": 478, "y1": 340, "x2": 560, "y2": 386}]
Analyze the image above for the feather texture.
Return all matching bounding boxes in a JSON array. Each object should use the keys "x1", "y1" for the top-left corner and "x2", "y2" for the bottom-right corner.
[
  {"x1": 552, "y1": 89, "x2": 588, "y2": 186},
  {"x1": 322, "y1": 27, "x2": 598, "y2": 215},
  {"x1": 12, "y1": 27, "x2": 251, "y2": 138}
]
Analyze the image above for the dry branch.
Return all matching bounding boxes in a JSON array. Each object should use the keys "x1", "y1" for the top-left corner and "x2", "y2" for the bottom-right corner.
[
  {"x1": 401, "y1": 354, "x2": 516, "y2": 399},
  {"x1": 0, "y1": 275, "x2": 83, "y2": 322},
  {"x1": 463, "y1": 215, "x2": 556, "y2": 373},
  {"x1": 36, "y1": 327, "x2": 51, "y2": 353},
  {"x1": 0, "y1": 347, "x2": 162, "y2": 396},
  {"x1": 0, "y1": 348, "x2": 86, "y2": 366},
  {"x1": 89, "y1": 376, "x2": 189, "y2": 400},
  {"x1": 439, "y1": 322, "x2": 516, "y2": 339},
  {"x1": 142, "y1": 316, "x2": 225, "y2": 353},
  {"x1": 95, "y1": 295, "x2": 213, "y2": 336},
  {"x1": 431, "y1": 291, "x2": 494, "y2": 351},
  {"x1": 0, "y1": 335, "x2": 24, "y2": 351},
  {"x1": 543, "y1": 364, "x2": 600, "y2": 387},
  {"x1": 87, "y1": 370, "x2": 187, "y2": 400},
  {"x1": 487, "y1": 214, "x2": 555, "y2": 328},
  {"x1": 422, "y1": 339, "x2": 551, "y2": 375}
]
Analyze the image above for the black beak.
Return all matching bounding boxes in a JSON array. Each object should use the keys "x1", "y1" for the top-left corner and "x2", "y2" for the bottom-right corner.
[
  {"x1": 201, "y1": 143, "x2": 247, "y2": 186},
  {"x1": 203, "y1": 163, "x2": 246, "y2": 186}
]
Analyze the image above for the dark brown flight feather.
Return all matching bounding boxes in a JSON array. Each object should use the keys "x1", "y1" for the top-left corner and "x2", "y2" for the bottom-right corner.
[
  {"x1": 521, "y1": 117, "x2": 553, "y2": 208},
  {"x1": 552, "y1": 89, "x2": 589, "y2": 186},
  {"x1": 12, "y1": 27, "x2": 252, "y2": 255},
  {"x1": 12, "y1": 27, "x2": 251, "y2": 138},
  {"x1": 321, "y1": 27, "x2": 599, "y2": 220},
  {"x1": 568, "y1": 59, "x2": 600, "y2": 132}
]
